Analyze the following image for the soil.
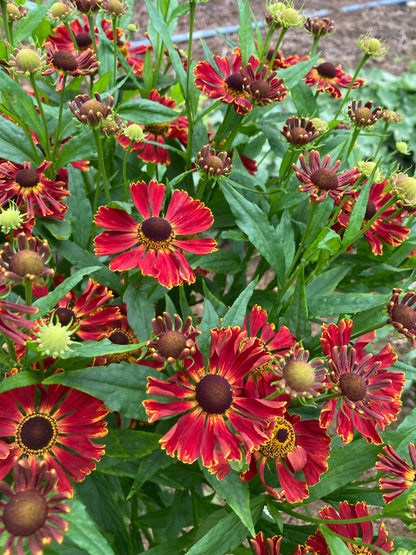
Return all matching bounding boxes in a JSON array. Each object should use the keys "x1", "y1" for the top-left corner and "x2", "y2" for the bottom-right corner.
[{"x1": 132, "y1": 0, "x2": 416, "y2": 74}]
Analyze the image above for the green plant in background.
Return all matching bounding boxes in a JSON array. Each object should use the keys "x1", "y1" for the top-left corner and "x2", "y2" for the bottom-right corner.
[{"x1": 0, "y1": 0, "x2": 416, "y2": 553}]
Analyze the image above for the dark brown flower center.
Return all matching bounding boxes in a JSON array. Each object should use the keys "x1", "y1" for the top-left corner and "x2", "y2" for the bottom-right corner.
[
  {"x1": 225, "y1": 72, "x2": 244, "y2": 92},
  {"x1": 203, "y1": 155, "x2": 223, "y2": 173},
  {"x1": 141, "y1": 216, "x2": 172, "y2": 242},
  {"x1": 392, "y1": 304, "x2": 416, "y2": 330},
  {"x1": 339, "y1": 373, "x2": 367, "y2": 402},
  {"x1": 364, "y1": 200, "x2": 377, "y2": 220},
  {"x1": 9, "y1": 250, "x2": 45, "y2": 278},
  {"x1": 80, "y1": 99, "x2": 106, "y2": 118},
  {"x1": 282, "y1": 360, "x2": 315, "y2": 392},
  {"x1": 75, "y1": 32, "x2": 93, "y2": 49},
  {"x1": 310, "y1": 168, "x2": 339, "y2": 191},
  {"x1": 51, "y1": 307, "x2": 76, "y2": 326},
  {"x1": 289, "y1": 127, "x2": 308, "y2": 144},
  {"x1": 353, "y1": 107, "x2": 373, "y2": 126},
  {"x1": 157, "y1": 330, "x2": 187, "y2": 360},
  {"x1": 52, "y1": 49, "x2": 78, "y2": 71},
  {"x1": 317, "y1": 62, "x2": 337, "y2": 78},
  {"x1": 16, "y1": 413, "x2": 58, "y2": 455},
  {"x1": 259, "y1": 417, "x2": 296, "y2": 459},
  {"x1": 248, "y1": 79, "x2": 270, "y2": 99},
  {"x1": 15, "y1": 168, "x2": 39, "y2": 189},
  {"x1": 3, "y1": 490, "x2": 48, "y2": 537},
  {"x1": 195, "y1": 374, "x2": 233, "y2": 414},
  {"x1": 109, "y1": 330, "x2": 130, "y2": 344},
  {"x1": 143, "y1": 122, "x2": 170, "y2": 136}
]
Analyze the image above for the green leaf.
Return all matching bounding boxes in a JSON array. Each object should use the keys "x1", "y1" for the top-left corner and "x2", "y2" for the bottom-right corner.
[
  {"x1": 14, "y1": 0, "x2": 54, "y2": 42},
  {"x1": 0, "y1": 371, "x2": 42, "y2": 393},
  {"x1": 308, "y1": 293, "x2": 390, "y2": 318},
  {"x1": 308, "y1": 438, "x2": 379, "y2": 502},
  {"x1": 222, "y1": 279, "x2": 257, "y2": 329},
  {"x1": 104, "y1": 428, "x2": 161, "y2": 459},
  {"x1": 320, "y1": 525, "x2": 351, "y2": 555},
  {"x1": 118, "y1": 99, "x2": 179, "y2": 124},
  {"x1": 202, "y1": 466, "x2": 254, "y2": 535},
  {"x1": 187, "y1": 496, "x2": 264, "y2": 555},
  {"x1": 57, "y1": 128, "x2": 97, "y2": 168},
  {"x1": 43, "y1": 362, "x2": 161, "y2": 420},
  {"x1": 304, "y1": 227, "x2": 341, "y2": 262},
  {"x1": 279, "y1": 54, "x2": 320, "y2": 91},
  {"x1": 128, "y1": 448, "x2": 174, "y2": 498},
  {"x1": 266, "y1": 500, "x2": 284, "y2": 532},
  {"x1": 282, "y1": 266, "x2": 309, "y2": 341},
  {"x1": 68, "y1": 339, "x2": 146, "y2": 358},
  {"x1": 236, "y1": 0, "x2": 255, "y2": 65},
  {"x1": 197, "y1": 250, "x2": 242, "y2": 274},
  {"x1": 0, "y1": 72, "x2": 46, "y2": 145},
  {"x1": 33, "y1": 266, "x2": 101, "y2": 317},
  {"x1": 291, "y1": 81, "x2": 318, "y2": 117},
  {"x1": 39, "y1": 216, "x2": 72, "y2": 241},
  {"x1": 66, "y1": 165, "x2": 93, "y2": 249},
  {"x1": 306, "y1": 266, "x2": 350, "y2": 298},
  {"x1": 0, "y1": 113, "x2": 37, "y2": 163},
  {"x1": 222, "y1": 181, "x2": 285, "y2": 286},
  {"x1": 198, "y1": 296, "x2": 221, "y2": 359},
  {"x1": 341, "y1": 176, "x2": 372, "y2": 249},
  {"x1": 123, "y1": 282, "x2": 165, "y2": 342},
  {"x1": 65, "y1": 499, "x2": 115, "y2": 555}
]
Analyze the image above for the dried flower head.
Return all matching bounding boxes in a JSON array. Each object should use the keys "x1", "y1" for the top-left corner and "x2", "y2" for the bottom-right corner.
[
  {"x1": 281, "y1": 116, "x2": 320, "y2": 146},
  {"x1": 241, "y1": 63, "x2": 287, "y2": 106},
  {"x1": 391, "y1": 173, "x2": 416, "y2": 207},
  {"x1": 387, "y1": 288, "x2": 416, "y2": 347},
  {"x1": 100, "y1": 114, "x2": 122, "y2": 136},
  {"x1": 147, "y1": 312, "x2": 200, "y2": 365},
  {"x1": 74, "y1": 0, "x2": 101, "y2": 12},
  {"x1": 101, "y1": 0, "x2": 128, "y2": 16},
  {"x1": 348, "y1": 99, "x2": 382, "y2": 127},
  {"x1": 6, "y1": 2, "x2": 27, "y2": 21},
  {"x1": 197, "y1": 145, "x2": 232, "y2": 177},
  {"x1": 10, "y1": 46, "x2": 45, "y2": 75},
  {"x1": 0, "y1": 233, "x2": 54, "y2": 284},
  {"x1": 69, "y1": 92, "x2": 114, "y2": 125},
  {"x1": 358, "y1": 33, "x2": 389, "y2": 57},
  {"x1": 304, "y1": 16, "x2": 335, "y2": 37},
  {"x1": 382, "y1": 109, "x2": 403, "y2": 124}
]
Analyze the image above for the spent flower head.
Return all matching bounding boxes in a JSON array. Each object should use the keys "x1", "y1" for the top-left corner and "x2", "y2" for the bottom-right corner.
[
  {"x1": 382, "y1": 109, "x2": 403, "y2": 123},
  {"x1": 69, "y1": 92, "x2": 114, "y2": 126},
  {"x1": 197, "y1": 145, "x2": 232, "y2": 177},
  {"x1": 358, "y1": 33, "x2": 389, "y2": 57},
  {"x1": 348, "y1": 99, "x2": 382, "y2": 127},
  {"x1": 304, "y1": 16, "x2": 335, "y2": 37}
]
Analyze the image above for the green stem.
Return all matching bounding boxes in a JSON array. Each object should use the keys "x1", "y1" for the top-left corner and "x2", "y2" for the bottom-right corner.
[
  {"x1": 334, "y1": 53, "x2": 370, "y2": 119},
  {"x1": 373, "y1": 121, "x2": 390, "y2": 159},
  {"x1": 29, "y1": 74, "x2": 51, "y2": 160},
  {"x1": 310, "y1": 35, "x2": 320, "y2": 57},
  {"x1": 87, "y1": 13, "x2": 98, "y2": 58},
  {"x1": 51, "y1": 75, "x2": 67, "y2": 169},
  {"x1": 0, "y1": 0, "x2": 11, "y2": 56},
  {"x1": 282, "y1": 505, "x2": 385, "y2": 527},
  {"x1": 340, "y1": 126, "x2": 361, "y2": 163},
  {"x1": 269, "y1": 148, "x2": 299, "y2": 216},
  {"x1": 265, "y1": 27, "x2": 288, "y2": 75},
  {"x1": 64, "y1": 21, "x2": 79, "y2": 51},
  {"x1": 122, "y1": 140, "x2": 133, "y2": 201},
  {"x1": 24, "y1": 281, "x2": 32, "y2": 307},
  {"x1": 112, "y1": 16, "x2": 119, "y2": 89},
  {"x1": 92, "y1": 127, "x2": 110, "y2": 203},
  {"x1": 184, "y1": 0, "x2": 196, "y2": 165}
]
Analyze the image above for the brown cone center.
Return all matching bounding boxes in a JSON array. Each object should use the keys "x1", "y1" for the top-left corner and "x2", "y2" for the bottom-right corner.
[
  {"x1": 15, "y1": 168, "x2": 40, "y2": 189},
  {"x1": 282, "y1": 360, "x2": 315, "y2": 392},
  {"x1": 109, "y1": 330, "x2": 130, "y2": 344},
  {"x1": 52, "y1": 49, "x2": 78, "y2": 71},
  {"x1": 310, "y1": 168, "x2": 339, "y2": 191},
  {"x1": 75, "y1": 32, "x2": 93, "y2": 49},
  {"x1": 317, "y1": 62, "x2": 337, "y2": 78},
  {"x1": 290, "y1": 127, "x2": 308, "y2": 144},
  {"x1": 3, "y1": 490, "x2": 48, "y2": 537},
  {"x1": 249, "y1": 79, "x2": 270, "y2": 98},
  {"x1": 157, "y1": 330, "x2": 187, "y2": 360},
  {"x1": 51, "y1": 307, "x2": 76, "y2": 326},
  {"x1": 80, "y1": 99, "x2": 106, "y2": 118},
  {"x1": 392, "y1": 304, "x2": 416, "y2": 330},
  {"x1": 141, "y1": 216, "x2": 172, "y2": 242},
  {"x1": 353, "y1": 107, "x2": 373, "y2": 126},
  {"x1": 204, "y1": 155, "x2": 223, "y2": 173},
  {"x1": 225, "y1": 72, "x2": 244, "y2": 92},
  {"x1": 339, "y1": 373, "x2": 367, "y2": 402},
  {"x1": 17, "y1": 414, "x2": 57, "y2": 454},
  {"x1": 9, "y1": 250, "x2": 45, "y2": 278},
  {"x1": 195, "y1": 374, "x2": 233, "y2": 414}
]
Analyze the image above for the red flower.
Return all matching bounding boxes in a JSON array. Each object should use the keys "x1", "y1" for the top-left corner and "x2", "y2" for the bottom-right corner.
[
  {"x1": 320, "y1": 320, "x2": 404, "y2": 443},
  {"x1": 0, "y1": 160, "x2": 69, "y2": 220},
  {"x1": 147, "y1": 312, "x2": 200, "y2": 365},
  {"x1": 241, "y1": 409, "x2": 330, "y2": 503},
  {"x1": 335, "y1": 180, "x2": 409, "y2": 255},
  {"x1": 194, "y1": 48, "x2": 258, "y2": 114},
  {"x1": 143, "y1": 326, "x2": 287, "y2": 468},
  {"x1": 251, "y1": 532, "x2": 308, "y2": 555},
  {"x1": 240, "y1": 63, "x2": 287, "y2": 107},
  {"x1": 306, "y1": 501, "x2": 394, "y2": 554},
  {"x1": 0, "y1": 383, "x2": 108, "y2": 493},
  {"x1": 44, "y1": 278, "x2": 121, "y2": 341},
  {"x1": 293, "y1": 151, "x2": 360, "y2": 203},
  {"x1": 304, "y1": 61, "x2": 365, "y2": 99},
  {"x1": 265, "y1": 47, "x2": 309, "y2": 70},
  {"x1": 45, "y1": 15, "x2": 95, "y2": 51},
  {"x1": 116, "y1": 90, "x2": 188, "y2": 165},
  {"x1": 42, "y1": 42, "x2": 99, "y2": 91},
  {"x1": 0, "y1": 459, "x2": 71, "y2": 555},
  {"x1": 376, "y1": 443, "x2": 416, "y2": 503},
  {"x1": 387, "y1": 288, "x2": 416, "y2": 347},
  {"x1": 0, "y1": 285, "x2": 38, "y2": 344},
  {"x1": 94, "y1": 180, "x2": 216, "y2": 289}
]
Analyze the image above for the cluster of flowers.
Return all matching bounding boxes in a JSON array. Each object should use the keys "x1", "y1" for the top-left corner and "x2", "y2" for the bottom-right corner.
[{"x1": 0, "y1": 0, "x2": 415, "y2": 552}]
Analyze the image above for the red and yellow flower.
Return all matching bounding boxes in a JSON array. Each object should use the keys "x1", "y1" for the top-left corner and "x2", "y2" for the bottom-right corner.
[
  {"x1": 306, "y1": 501, "x2": 394, "y2": 554},
  {"x1": 0, "y1": 383, "x2": 108, "y2": 493},
  {"x1": 94, "y1": 180, "x2": 217, "y2": 288},
  {"x1": 143, "y1": 326, "x2": 287, "y2": 469},
  {"x1": 241, "y1": 408, "x2": 330, "y2": 503},
  {"x1": 304, "y1": 61, "x2": 365, "y2": 99},
  {"x1": 251, "y1": 532, "x2": 308, "y2": 555},
  {"x1": 376, "y1": 443, "x2": 416, "y2": 503}
]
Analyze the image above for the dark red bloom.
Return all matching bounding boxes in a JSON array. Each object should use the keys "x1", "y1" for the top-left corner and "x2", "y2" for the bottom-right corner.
[
  {"x1": 241, "y1": 409, "x2": 330, "y2": 503},
  {"x1": 0, "y1": 383, "x2": 108, "y2": 493},
  {"x1": 376, "y1": 443, "x2": 416, "y2": 503},
  {"x1": 143, "y1": 326, "x2": 287, "y2": 468},
  {"x1": 387, "y1": 288, "x2": 416, "y2": 346},
  {"x1": 306, "y1": 501, "x2": 394, "y2": 554},
  {"x1": 240, "y1": 63, "x2": 287, "y2": 106},
  {"x1": 42, "y1": 42, "x2": 99, "y2": 91},
  {"x1": 94, "y1": 180, "x2": 216, "y2": 288},
  {"x1": 304, "y1": 61, "x2": 365, "y2": 99}
]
